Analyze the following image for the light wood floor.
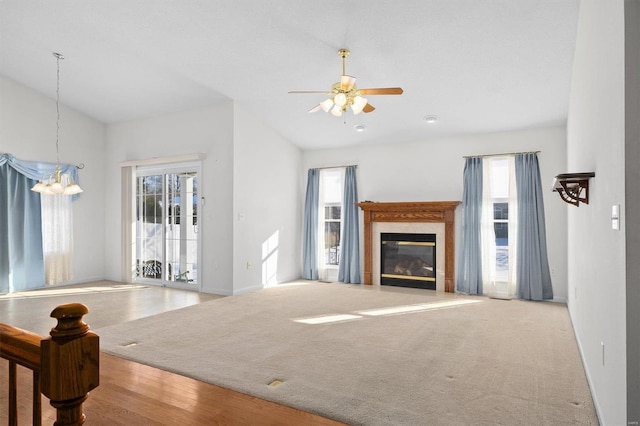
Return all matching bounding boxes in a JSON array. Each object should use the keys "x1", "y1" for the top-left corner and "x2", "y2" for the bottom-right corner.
[{"x1": 0, "y1": 282, "x2": 345, "y2": 425}]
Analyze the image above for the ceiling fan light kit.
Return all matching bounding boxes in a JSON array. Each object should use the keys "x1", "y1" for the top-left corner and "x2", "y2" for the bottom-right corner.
[
  {"x1": 289, "y1": 48, "x2": 403, "y2": 119},
  {"x1": 320, "y1": 98, "x2": 334, "y2": 112}
]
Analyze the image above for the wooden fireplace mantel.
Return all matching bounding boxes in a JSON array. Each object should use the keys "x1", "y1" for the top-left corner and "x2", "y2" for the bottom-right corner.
[{"x1": 356, "y1": 201, "x2": 460, "y2": 292}]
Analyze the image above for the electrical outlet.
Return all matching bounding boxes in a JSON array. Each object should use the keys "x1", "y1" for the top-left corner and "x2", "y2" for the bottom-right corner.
[{"x1": 246, "y1": 261, "x2": 251, "y2": 269}]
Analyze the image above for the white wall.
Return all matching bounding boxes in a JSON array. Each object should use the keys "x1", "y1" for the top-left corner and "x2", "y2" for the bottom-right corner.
[
  {"x1": 232, "y1": 104, "x2": 302, "y2": 294},
  {"x1": 302, "y1": 126, "x2": 568, "y2": 300},
  {"x1": 0, "y1": 75, "x2": 106, "y2": 283},
  {"x1": 566, "y1": 0, "x2": 626, "y2": 423},
  {"x1": 105, "y1": 103, "x2": 235, "y2": 294}
]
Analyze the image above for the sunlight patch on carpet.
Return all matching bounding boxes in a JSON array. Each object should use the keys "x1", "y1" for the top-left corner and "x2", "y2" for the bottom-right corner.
[
  {"x1": 274, "y1": 281, "x2": 311, "y2": 288},
  {"x1": 293, "y1": 313, "x2": 362, "y2": 324},
  {"x1": 0, "y1": 285, "x2": 146, "y2": 300},
  {"x1": 356, "y1": 299, "x2": 483, "y2": 316}
]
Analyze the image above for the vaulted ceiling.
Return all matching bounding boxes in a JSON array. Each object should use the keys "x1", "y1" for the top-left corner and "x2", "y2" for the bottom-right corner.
[{"x1": 0, "y1": 1, "x2": 579, "y2": 150}]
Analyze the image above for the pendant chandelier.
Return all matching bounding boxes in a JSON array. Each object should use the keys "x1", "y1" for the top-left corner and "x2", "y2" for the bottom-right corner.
[{"x1": 31, "y1": 52, "x2": 83, "y2": 196}]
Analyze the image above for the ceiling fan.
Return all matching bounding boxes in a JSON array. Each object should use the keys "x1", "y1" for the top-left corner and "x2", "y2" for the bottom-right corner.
[{"x1": 288, "y1": 49, "x2": 403, "y2": 117}]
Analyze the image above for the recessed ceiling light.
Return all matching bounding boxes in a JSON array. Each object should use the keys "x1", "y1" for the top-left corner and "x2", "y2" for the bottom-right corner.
[
  {"x1": 424, "y1": 115, "x2": 438, "y2": 124},
  {"x1": 353, "y1": 124, "x2": 366, "y2": 132}
]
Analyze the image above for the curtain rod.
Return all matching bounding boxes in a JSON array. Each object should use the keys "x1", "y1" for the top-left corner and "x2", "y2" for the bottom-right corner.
[
  {"x1": 312, "y1": 164, "x2": 358, "y2": 170},
  {"x1": 463, "y1": 150, "x2": 540, "y2": 159}
]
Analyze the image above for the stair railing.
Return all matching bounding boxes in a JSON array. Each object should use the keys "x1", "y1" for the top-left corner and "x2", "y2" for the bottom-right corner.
[{"x1": 0, "y1": 303, "x2": 99, "y2": 426}]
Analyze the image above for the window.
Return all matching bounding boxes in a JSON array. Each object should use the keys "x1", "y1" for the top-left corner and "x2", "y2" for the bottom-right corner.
[
  {"x1": 318, "y1": 168, "x2": 344, "y2": 279},
  {"x1": 458, "y1": 153, "x2": 551, "y2": 299},
  {"x1": 324, "y1": 204, "x2": 341, "y2": 265},
  {"x1": 493, "y1": 202, "x2": 509, "y2": 282},
  {"x1": 490, "y1": 158, "x2": 510, "y2": 283},
  {"x1": 482, "y1": 156, "x2": 517, "y2": 296}
]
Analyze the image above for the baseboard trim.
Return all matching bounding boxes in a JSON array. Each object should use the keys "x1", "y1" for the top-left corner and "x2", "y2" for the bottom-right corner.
[
  {"x1": 232, "y1": 284, "x2": 264, "y2": 296},
  {"x1": 47, "y1": 275, "x2": 106, "y2": 288},
  {"x1": 568, "y1": 307, "x2": 603, "y2": 425}
]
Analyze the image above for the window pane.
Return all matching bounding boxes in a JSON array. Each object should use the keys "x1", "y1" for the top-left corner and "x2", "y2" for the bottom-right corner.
[
  {"x1": 490, "y1": 158, "x2": 509, "y2": 198},
  {"x1": 493, "y1": 203, "x2": 509, "y2": 282},
  {"x1": 143, "y1": 175, "x2": 162, "y2": 195},
  {"x1": 493, "y1": 202, "x2": 508, "y2": 220},
  {"x1": 325, "y1": 222, "x2": 341, "y2": 248},
  {"x1": 324, "y1": 222, "x2": 341, "y2": 265},
  {"x1": 320, "y1": 168, "x2": 343, "y2": 267},
  {"x1": 325, "y1": 205, "x2": 341, "y2": 220},
  {"x1": 489, "y1": 159, "x2": 511, "y2": 287},
  {"x1": 192, "y1": 176, "x2": 198, "y2": 225},
  {"x1": 495, "y1": 220, "x2": 509, "y2": 282},
  {"x1": 322, "y1": 169, "x2": 342, "y2": 204}
]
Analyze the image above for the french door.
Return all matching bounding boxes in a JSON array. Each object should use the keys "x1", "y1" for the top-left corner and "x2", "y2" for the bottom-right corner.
[{"x1": 134, "y1": 163, "x2": 200, "y2": 289}]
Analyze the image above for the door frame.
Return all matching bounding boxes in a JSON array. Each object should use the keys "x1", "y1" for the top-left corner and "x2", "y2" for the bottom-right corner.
[{"x1": 121, "y1": 154, "x2": 203, "y2": 291}]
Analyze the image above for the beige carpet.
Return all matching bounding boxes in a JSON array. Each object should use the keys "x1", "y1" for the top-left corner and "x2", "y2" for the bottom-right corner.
[{"x1": 97, "y1": 281, "x2": 598, "y2": 425}]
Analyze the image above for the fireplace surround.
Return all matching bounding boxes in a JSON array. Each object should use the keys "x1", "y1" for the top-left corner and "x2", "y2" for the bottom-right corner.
[{"x1": 356, "y1": 201, "x2": 460, "y2": 292}]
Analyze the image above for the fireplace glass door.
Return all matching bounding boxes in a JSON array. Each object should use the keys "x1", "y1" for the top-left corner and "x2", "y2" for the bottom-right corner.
[{"x1": 381, "y1": 233, "x2": 436, "y2": 290}]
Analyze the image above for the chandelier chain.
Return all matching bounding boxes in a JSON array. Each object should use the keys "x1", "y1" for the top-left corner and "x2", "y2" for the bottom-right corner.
[{"x1": 55, "y1": 53, "x2": 62, "y2": 165}]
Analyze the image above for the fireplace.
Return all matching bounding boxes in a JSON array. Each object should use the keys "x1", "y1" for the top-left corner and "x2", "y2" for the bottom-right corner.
[
  {"x1": 381, "y1": 233, "x2": 436, "y2": 290},
  {"x1": 356, "y1": 201, "x2": 460, "y2": 292}
]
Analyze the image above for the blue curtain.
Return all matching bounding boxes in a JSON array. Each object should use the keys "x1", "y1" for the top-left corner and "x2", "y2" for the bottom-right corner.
[
  {"x1": 515, "y1": 153, "x2": 553, "y2": 300},
  {"x1": 0, "y1": 160, "x2": 45, "y2": 293},
  {"x1": 302, "y1": 169, "x2": 319, "y2": 280},
  {"x1": 456, "y1": 157, "x2": 483, "y2": 294},
  {"x1": 338, "y1": 166, "x2": 361, "y2": 284}
]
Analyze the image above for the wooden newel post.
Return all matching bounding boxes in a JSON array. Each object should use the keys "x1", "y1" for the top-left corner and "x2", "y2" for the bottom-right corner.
[{"x1": 40, "y1": 303, "x2": 100, "y2": 426}]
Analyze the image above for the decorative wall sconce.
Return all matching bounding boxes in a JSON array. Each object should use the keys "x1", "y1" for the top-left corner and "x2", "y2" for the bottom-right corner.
[{"x1": 552, "y1": 172, "x2": 595, "y2": 206}]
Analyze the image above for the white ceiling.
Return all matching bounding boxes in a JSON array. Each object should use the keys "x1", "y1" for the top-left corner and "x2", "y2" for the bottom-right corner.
[{"x1": 0, "y1": 1, "x2": 579, "y2": 150}]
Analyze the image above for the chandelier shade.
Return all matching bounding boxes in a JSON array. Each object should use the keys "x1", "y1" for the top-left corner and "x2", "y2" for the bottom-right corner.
[
  {"x1": 31, "y1": 52, "x2": 83, "y2": 196},
  {"x1": 32, "y1": 166, "x2": 83, "y2": 195}
]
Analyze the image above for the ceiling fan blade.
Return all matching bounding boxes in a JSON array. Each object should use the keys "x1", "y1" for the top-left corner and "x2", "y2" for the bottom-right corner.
[
  {"x1": 363, "y1": 103, "x2": 375, "y2": 113},
  {"x1": 308, "y1": 104, "x2": 322, "y2": 113},
  {"x1": 288, "y1": 90, "x2": 331, "y2": 94},
  {"x1": 358, "y1": 87, "x2": 404, "y2": 95}
]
